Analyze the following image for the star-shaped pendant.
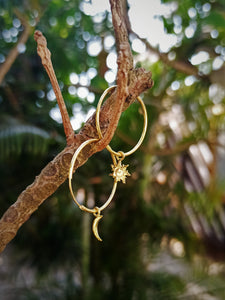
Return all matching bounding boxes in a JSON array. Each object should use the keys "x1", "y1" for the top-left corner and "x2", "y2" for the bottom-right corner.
[{"x1": 110, "y1": 160, "x2": 131, "y2": 183}]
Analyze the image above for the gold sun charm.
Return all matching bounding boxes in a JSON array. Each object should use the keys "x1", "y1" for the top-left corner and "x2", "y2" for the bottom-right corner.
[{"x1": 110, "y1": 160, "x2": 131, "y2": 183}]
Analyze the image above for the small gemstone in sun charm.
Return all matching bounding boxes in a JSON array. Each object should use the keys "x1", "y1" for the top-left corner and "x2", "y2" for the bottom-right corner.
[{"x1": 110, "y1": 160, "x2": 131, "y2": 183}]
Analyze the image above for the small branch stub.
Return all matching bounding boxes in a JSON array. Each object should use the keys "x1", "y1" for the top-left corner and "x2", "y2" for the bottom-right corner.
[{"x1": 34, "y1": 30, "x2": 74, "y2": 146}]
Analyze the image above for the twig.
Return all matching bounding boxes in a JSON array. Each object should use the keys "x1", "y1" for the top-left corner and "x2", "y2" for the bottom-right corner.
[
  {"x1": 4, "y1": 85, "x2": 21, "y2": 113},
  {"x1": 34, "y1": 31, "x2": 75, "y2": 146},
  {"x1": 0, "y1": 14, "x2": 31, "y2": 85},
  {"x1": 91, "y1": 0, "x2": 132, "y2": 152},
  {"x1": 124, "y1": 6, "x2": 206, "y2": 79}
]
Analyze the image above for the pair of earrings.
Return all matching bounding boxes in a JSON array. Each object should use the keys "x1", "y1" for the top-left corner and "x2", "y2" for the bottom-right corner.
[{"x1": 68, "y1": 85, "x2": 148, "y2": 241}]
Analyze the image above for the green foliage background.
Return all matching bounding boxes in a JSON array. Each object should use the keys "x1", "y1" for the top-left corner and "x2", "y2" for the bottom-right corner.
[{"x1": 1, "y1": 0, "x2": 225, "y2": 299}]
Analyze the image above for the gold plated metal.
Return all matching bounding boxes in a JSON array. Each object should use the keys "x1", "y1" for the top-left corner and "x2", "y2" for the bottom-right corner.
[
  {"x1": 68, "y1": 138, "x2": 119, "y2": 241},
  {"x1": 95, "y1": 85, "x2": 148, "y2": 158},
  {"x1": 95, "y1": 85, "x2": 148, "y2": 194},
  {"x1": 68, "y1": 85, "x2": 148, "y2": 241}
]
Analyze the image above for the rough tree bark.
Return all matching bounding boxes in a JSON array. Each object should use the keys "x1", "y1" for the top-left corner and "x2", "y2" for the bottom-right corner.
[{"x1": 0, "y1": 0, "x2": 153, "y2": 253}]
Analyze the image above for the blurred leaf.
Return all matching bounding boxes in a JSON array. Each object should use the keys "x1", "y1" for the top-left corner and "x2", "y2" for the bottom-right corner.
[
  {"x1": 0, "y1": 123, "x2": 51, "y2": 160},
  {"x1": 204, "y1": 11, "x2": 225, "y2": 28}
]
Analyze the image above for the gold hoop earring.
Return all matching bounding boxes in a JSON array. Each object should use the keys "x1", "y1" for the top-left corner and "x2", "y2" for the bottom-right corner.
[
  {"x1": 96, "y1": 85, "x2": 148, "y2": 180},
  {"x1": 68, "y1": 85, "x2": 148, "y2": 241},
  {"x1": 68, "y1": 138, "x2": 118, "y2": 241}
]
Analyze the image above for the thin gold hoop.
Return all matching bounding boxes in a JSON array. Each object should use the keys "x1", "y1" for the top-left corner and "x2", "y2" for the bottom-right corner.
[
  {"x1": 68, "y1": 138, "x2": 119, "y2": 241},
  {"x1": 95, "y1": 85, "x2": 148, "y2": 158},
  {"x1": 69, "y1": 86, "x2": 148, "y2": 242}
]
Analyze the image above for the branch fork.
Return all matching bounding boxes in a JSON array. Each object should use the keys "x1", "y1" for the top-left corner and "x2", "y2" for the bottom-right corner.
[{"x1": 0, "y1": 0, "x2": 153, "y2": 253}]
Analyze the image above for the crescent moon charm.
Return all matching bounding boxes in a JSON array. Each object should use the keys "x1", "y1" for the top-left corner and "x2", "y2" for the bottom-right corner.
[{"x1": 92, "y1": 215, "x2": 103, "y2": 242}]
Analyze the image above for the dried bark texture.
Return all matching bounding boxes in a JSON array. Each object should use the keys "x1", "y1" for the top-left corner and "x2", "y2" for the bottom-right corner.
[
  {"x1": 0, "y1": 0, "x2": 153, "y2": 253},
  {"x1": 34, "y1": 31, "x2": 75, "y2": 146}
]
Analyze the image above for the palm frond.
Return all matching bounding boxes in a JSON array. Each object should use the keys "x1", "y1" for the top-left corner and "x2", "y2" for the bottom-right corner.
[{"x1": 0, "y1": 124, "x2": 51, "y2": 160}]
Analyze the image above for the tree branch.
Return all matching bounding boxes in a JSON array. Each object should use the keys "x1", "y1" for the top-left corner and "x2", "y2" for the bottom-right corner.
[
  {"x1": 124, "y1": 5, "x2": 207, "y2": 79},
  {"x1": 139, "y1": 35, "x2": 199, "y2": 77},
  {"x1": 0, "y1": 12, "x2": 31, "y2": 85},
  {"x1": 93, "y1": 0, "x2": 132, "y2": 152},
  {"x1": 0, "y1": 0, "x2": 153, "y2": 253},
  {"x1": 34, "y1": 30, "x2": 75, "y2": 146}
]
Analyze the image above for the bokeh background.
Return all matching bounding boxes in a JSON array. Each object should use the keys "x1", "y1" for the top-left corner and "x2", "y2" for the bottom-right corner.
[{"x1": 1, "y1": 0, "x2": 225, "y2": 299}]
